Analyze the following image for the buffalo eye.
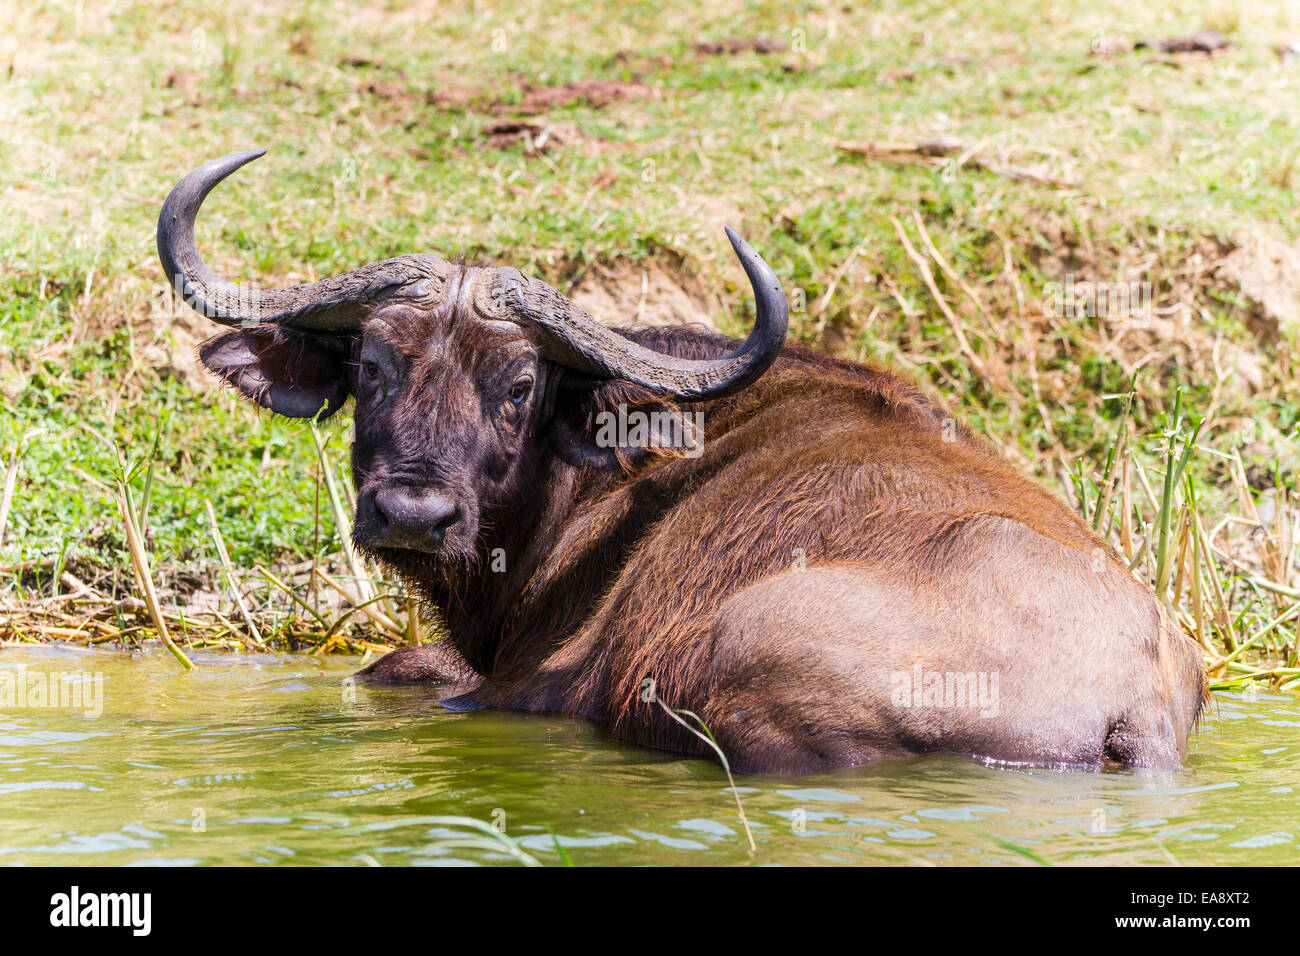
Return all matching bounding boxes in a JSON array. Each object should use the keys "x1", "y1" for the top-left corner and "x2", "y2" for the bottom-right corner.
[
  {"x1": 358, "y1": 360, "x2": 381, "y2": 388},
  {"x1": 508, "y1": 378, "x2": 532, "y2": 405}
]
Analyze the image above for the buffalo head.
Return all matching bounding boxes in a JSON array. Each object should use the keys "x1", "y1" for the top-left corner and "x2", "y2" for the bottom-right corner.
[{"x1": 159, "y1": 151, "x2": 788, "y2": 569}]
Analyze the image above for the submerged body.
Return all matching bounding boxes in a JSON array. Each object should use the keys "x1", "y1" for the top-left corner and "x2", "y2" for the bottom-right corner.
[
  {"x1": 361, "y1": 327, "x2": 1207, "y2": 774},
  {"x1": 163, "y1": 151, "x2": 1207, "y2": 776}
]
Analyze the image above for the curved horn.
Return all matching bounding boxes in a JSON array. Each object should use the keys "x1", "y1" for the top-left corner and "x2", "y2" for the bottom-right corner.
[
  {"x1": 489, "y1": 227, "x2": 789, "y2": 401},
  {"x1": 158, "y1": 150, "x2": 449, "y2": 331}
]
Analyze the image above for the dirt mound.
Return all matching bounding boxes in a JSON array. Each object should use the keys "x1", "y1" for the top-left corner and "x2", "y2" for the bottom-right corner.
[
  {"x1": 1217, "y1": 228, "x2": 1300, "y2": 342},
  {"x1": 566, "y1": 259, "x2": 719, "y2": 329},
  {"x1": 126, "y1": 294, "x2": 223, "y2": 391}
]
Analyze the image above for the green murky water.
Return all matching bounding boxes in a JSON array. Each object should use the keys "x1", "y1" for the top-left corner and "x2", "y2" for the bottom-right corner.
[{"x1": 0, "y1": 644, "x2": 1295, "y2": 866}]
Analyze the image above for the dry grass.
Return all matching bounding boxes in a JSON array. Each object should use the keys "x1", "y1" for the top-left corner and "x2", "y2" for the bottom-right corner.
[
  {"x1": 0, "y1": 425, "x2": 415, "y2": 659},
  {"x1": 2, "y1": 0, "x2": 1300, "y2": 689}
]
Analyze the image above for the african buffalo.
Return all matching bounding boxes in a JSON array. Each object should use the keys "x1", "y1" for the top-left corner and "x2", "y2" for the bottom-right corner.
[{"x1": 160, "y1": 151, "x2": 1207, "y2": 774}]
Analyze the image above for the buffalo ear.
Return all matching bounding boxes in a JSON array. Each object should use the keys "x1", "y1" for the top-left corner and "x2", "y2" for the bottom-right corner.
[
  {"x1": 548, "y1": 378, "x2": 701, "y2": 470},
  {"x1": 198, "y1": 327, "x2": 352, "y2": 420}
]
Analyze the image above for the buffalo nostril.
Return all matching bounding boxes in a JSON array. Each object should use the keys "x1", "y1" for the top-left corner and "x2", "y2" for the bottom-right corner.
[
  {"x1": 354, "y1": 490, "x2": 389, "y2": 543},
  {"x1": 370, "y1": 494, "x2": 391, "y2": 530},
  {"x1": 361, "y1": 491, "x2": 388, "y2": 534},
  {"x1": 427, "y1": 503, "x2": 456, "y2": 534}
]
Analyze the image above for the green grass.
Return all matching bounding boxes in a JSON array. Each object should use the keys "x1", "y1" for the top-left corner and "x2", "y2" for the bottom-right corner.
[{"x1": 3, "y1": 0, "x2": 1300, "y2": 680}]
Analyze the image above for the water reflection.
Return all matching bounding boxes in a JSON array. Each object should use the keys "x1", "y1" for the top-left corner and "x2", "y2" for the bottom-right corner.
[{"x1": 0, "y1": 645, "x2": 1294, "y2": 865}]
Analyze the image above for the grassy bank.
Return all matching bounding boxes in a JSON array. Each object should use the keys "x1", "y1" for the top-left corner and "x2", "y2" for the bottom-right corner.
[{"x1": 2, "y1": 0, "x2": 1300, "y2": 686}]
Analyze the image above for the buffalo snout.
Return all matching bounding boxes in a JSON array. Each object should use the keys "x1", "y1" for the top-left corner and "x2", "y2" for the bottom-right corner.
[{"x1": 356, "y1": 487, "x2": 458, "y2": 553}]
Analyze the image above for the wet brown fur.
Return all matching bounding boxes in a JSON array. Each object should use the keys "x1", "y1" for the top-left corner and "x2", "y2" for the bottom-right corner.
[
  {"x1": 203, "y1": 276, "x2": 1208, "y2": 775},
  {"x1": 359, "y1": 308, "x2": 1206, "y2": 773}
]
